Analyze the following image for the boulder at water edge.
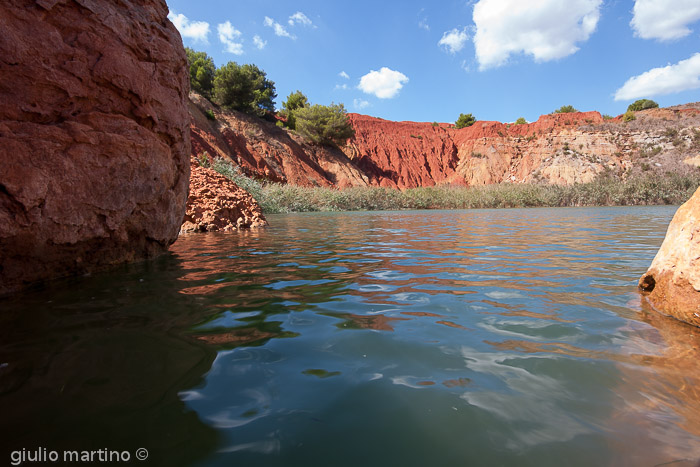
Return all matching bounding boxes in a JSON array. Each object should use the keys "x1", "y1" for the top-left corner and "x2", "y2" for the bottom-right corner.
[
  {"x1": 181, "y1": 158, "x2": 267, "y2": 233},
  {"x1": 639, "y1": 187, "x2": 700, "y2": 326},
  {"x1": 0, "y1": 0, "x2": 190, "y2": 294}
]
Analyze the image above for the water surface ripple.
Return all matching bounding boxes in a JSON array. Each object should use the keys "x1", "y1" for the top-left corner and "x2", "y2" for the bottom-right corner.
[{"x1": 2, "y1": 207, "x2": 700, "y2": 466}]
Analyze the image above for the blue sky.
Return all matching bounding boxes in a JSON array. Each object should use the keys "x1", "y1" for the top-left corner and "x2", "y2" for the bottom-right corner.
[{"x1": 165, "y1": 0, "x2": 700, "y2": 123}]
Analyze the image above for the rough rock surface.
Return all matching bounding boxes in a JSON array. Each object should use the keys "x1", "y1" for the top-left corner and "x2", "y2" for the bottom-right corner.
[
  {"x1": 0, "y1": 0, "x2": 190, "y2": 294},
  {"x1": 639, "y1": 187, "x2": 700, "y2": 327},
  {"x1": 189, "y1": 97, "x2": 700, "y2": 190},
  {"x1": 345, "y1": 115, "x2": 459, "y2": 188},
  {"x1": 189, "y1": 93, "x2": 369, "y2": 188},
  {"x1": 181, "y1": 158, "x2": 267, "y2": 233}
]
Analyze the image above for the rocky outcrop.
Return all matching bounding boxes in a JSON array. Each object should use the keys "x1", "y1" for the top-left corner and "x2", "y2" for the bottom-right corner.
[
  {"x1": 0, "y1": 0, "x2": 190, "y2": 294},
  {"x1": 189, "y1": 98, "x2": 700, "y2": 190},
  {"x1": 181, "y1": 158, "x2": 267, "y2": 233},
  {"x1": 639, "y1": 187, "x2": 700, "y2": 327}
]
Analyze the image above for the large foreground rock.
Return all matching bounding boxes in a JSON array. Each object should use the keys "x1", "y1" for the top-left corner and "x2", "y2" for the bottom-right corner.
[
  {"x1": 639, "y1": 187, "x2": 700, "y2": 326},
  {"x1": 0, "y1": 0, "x2": 190, "y2": 294}
]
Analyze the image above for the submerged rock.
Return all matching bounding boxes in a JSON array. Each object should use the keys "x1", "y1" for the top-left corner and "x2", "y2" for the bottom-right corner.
[
  {"x1": 181, "y1": 158, "x2": 267, "y2": 233},
  {"x1": 639, "y1": 187, "x2": 700, "y2": 326},
  {"x1": 0, "y1": 0, "x2": 190, "y2": 294}
]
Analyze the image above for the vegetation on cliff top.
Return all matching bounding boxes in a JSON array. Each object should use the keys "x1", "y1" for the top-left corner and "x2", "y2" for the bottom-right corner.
[
  {"x1": 455, "y1": 113, "x2": 476, "y2": 129},
  {"x1": 295, "y1": 103, "x2": 355, "y2": 146},
  {"x1": 185, "y1": 48, "x2": 277, "y2": 116},
  {"x1": 628, "y1": 99, "x2": 659, "y2": 112},
  {"x1": 213, "y1": 62, "x2": 276, "y2": 116},
  {"x1": 279, "y1": 90, "x2": 309, "y2": 130},
  {"x1": 186, "y1": 49, "x2": 353, "y2": 146},
  {"x1": 554, "y1": 105, "x2": 579, "y2": 114},
  {"x1": 185, "y1": 48, "x2": 215, "y2": 98},
  {"x1": 278, "y1": 90, "x2": 355, "y2": 146}
]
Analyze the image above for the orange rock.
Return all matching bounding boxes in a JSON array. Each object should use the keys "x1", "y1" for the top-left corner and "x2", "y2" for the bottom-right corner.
[
  {"x1": 189, "y1": 96, "x2": 700, "y2": 191},
  {"x1": 0, "y1": 0, "x2": 190, "y2": 294},
  {"x1": 639, "y1": 187, "x2": 700, "y2": 326},
  {"x1": 345, "y1": 114, "x2": 459, "y2": 188},
  {"x1": 181, "y1": 158, "x2": 267, "y2": 233}
]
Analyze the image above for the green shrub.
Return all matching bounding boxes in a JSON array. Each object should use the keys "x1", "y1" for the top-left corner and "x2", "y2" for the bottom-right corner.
[
  {"x1": 213, "y1": 62, "x2": 276, "y2": 116},
  {"x1": 295, "y1": 103, "x2": 355, "y2": 146},
  {"x1": 515, "y1": 117, "x2": 527, "y2": 125},
  {"x1": 185, "y1": 48, "x2": 215, "y2": 98},
  {"x1": 627, "y1": 99, "x2": 659, "y2": 112},
  {"x1": 623, "y1": 110, "x2": 636, "y2": 122},
  {"x1": 197, "y1": 151, "x2": 210, "y2": 168},
  {"x1": 431, "y1": 122, "x2": 439, "y2": 127},
  {"x1": 280, "y1": 90, "x2": 309, "y2": 130},
  {"x1": 603, "y1": 114, "x2": 613, "y2": 120},
  {"x1": 205, "y1": 109, "x2": 216, "y2": 121},
  {"x1": 554, "y1": 105, "x2": 578, "y2": 114},
  {"x1": 455, "y1": 113, "x2": 476, "y2": 129}
]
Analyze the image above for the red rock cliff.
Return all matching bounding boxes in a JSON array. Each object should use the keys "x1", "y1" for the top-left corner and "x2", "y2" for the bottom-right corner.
[
  {"x1": 0, "y1": 0, "x2": 190, "y2": 294},
  {"x1": 345, "y1": 114, "x2": 459, "y2": 188},
  {"x1": 189, "y1": 101, "x2": 700, "y2": 191},
  {"x1": 189, "y1": 93, "x2": 369, "y2": 189}
]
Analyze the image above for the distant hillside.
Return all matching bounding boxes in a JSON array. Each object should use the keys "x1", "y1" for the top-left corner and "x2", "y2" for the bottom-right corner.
[{"x1": 188, "y1": 93, "x2": 700, "y2": 190}]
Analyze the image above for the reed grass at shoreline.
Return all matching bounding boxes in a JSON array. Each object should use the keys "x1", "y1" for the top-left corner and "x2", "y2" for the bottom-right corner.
[{"x1": 210, "y1": 159, "x2": 700, "y2": 214}]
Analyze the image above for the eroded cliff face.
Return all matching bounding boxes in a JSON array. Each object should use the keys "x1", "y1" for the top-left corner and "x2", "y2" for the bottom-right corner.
[
  {"x1": 0, "y1": 0, "x2": 190, "y2": 294},
  {"x1": 190, "y1": 97, "x2": 700, "y2": 190},
  {"x1": 189, "y1": 94, "x2": 369, "y2": 189},
  {"x1": 345, "y1": 115, "x2": 459, "y2": 188}
]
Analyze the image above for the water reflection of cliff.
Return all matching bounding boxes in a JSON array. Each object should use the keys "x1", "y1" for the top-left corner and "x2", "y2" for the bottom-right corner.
[
  {"x1": 1, "y1": 208, "x2": 684, "y2": 465},
  {"x1": 0, "y1": 256, "x2": 221, "y2": 465},
  {"x1": 485, "y1": 299, "x2": 700, "y2": 465}
]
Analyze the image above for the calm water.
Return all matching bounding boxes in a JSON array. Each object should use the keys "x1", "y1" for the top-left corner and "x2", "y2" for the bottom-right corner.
[{"x1": 2, "y1": 207, "x2": 700, "y2": 466}]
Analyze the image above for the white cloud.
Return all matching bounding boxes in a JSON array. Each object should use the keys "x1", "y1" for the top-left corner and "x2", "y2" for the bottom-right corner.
[
  {"x1": 288, "y1": 11, "x2": 313, "y2": 27},
  {"x1": 218, "y1": 21, "x2": 243, "y2": 54},
  {"x1": 472, "y1": 0, "x2": 602, "y2": 70},
  {"x1": 438, "y1": 27, "x2": 469, "y2": 54},
  {"x1": 614, "y1": 53, "x2": 700, "y2": 101},
  {"x1": 168, "y1": 11, "x2": 210, "y2": 43},
  {"x1": 418, "y1": 8, "x2": 430, "y2": 31},
  {"x1": 339, "y1": 71, "x2": 350, "y2": 79},
  {"x1": 631, "y1": 0, "x2": 700, "y2": 41},
  {"x1": 253, "y1": 35, "x2": 267, "y2": 50},
  {"x1": 264, "y1": 16, "x2": 295, "y2": 39},
  {"x1": 358, "y1": 67, "x2": 409, "y2": 99},
  {"x1": 353, "y1": 99, "x2": 370, "y2": 110},
  {"x1": 334, "y1": 84, "x2": 348, "y2": 90}
]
